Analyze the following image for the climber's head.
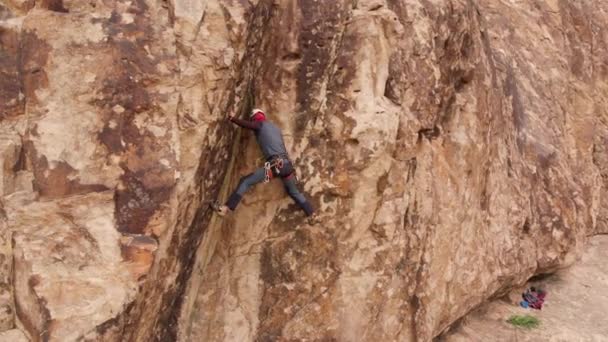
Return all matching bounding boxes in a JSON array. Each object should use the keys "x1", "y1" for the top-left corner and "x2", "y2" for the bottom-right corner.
[{"x1": 249, "y1": 108, "x2": 266, "y2": 122}]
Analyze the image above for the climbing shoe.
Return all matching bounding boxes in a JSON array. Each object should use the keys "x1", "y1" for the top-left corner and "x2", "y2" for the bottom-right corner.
[
  {"x1": 307, "y1": 213, "x2": 320, "y2": 225},
  {"x1": 210, "y1": 201, "x2": 228, "y2": 217}
]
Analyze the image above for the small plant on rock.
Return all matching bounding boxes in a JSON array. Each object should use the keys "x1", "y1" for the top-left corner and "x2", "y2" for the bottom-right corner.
[{"x1": 507, "y1": 314, "x2": 540, "y2": 329}]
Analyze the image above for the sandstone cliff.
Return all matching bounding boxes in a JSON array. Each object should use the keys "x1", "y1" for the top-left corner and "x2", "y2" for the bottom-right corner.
[{"x1": 0, "y1": 0, "x2": 606, "y2": 341}]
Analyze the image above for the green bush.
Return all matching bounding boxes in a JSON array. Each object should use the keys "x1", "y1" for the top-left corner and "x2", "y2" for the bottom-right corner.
[{"x1": 507, "y1": 315, "x2": 540, "y2": 329}]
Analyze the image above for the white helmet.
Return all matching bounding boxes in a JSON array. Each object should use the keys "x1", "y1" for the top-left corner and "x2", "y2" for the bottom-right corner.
[{"x1": 250, "y1": 108, "x2": 265, "y2": 118}]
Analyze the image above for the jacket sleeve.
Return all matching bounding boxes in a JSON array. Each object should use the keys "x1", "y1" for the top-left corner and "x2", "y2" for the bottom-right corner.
[{"x1": 230, "y1": 117, "x2": 261, "y2": 130}]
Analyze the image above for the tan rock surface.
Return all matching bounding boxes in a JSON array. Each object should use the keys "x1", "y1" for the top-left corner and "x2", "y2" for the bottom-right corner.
[
  {"x1": 0, "y1": 328, "x2": 28, "y2": 342},
  {"x1": 0, "y1": 0, "x2": 605, "y2": 341},
  {"x1": 7, "y1": 192, "x2": 137, "y2": 341},
  {"x1": 181, "y1": 1, "x2": 608, "y2": 341}
]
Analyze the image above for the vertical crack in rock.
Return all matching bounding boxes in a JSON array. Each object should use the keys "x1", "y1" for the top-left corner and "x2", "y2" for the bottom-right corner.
[{"x1": 123, "y1": 1, "x2": 279, "y2": 341}]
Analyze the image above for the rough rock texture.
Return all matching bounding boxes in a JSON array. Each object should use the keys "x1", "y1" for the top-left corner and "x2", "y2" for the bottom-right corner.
[
  {"x1": 7, "y1": 192, "x2": 137, "y2": 341},
  {"x1": 180, "y1": 1, "x2": 608, "y2": 341},
  {"x1": 0, "y1": 203, "x2": 11, "y2": 332},
  {"x1": 0, "y1": 0, "x2": 606, "y2": 341},
  {"x1": 0, "y1": 328, "x2": 29, "y2": 342}
]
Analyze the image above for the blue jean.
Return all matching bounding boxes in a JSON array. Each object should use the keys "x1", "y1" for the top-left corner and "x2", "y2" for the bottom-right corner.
[
  {"x1": 233, "y1": 167, "x2": 266, "y2": 197},
  {"x1": 225, "y1": 161, "x2": 314, "y2": 216}
]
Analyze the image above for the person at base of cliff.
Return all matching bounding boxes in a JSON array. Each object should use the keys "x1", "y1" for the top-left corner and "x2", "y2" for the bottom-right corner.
[{"x1": 211, "y1": 108, "x2": 318, "y2": 224}]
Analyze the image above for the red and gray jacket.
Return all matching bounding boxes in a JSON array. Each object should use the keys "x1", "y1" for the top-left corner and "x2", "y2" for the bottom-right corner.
[{"x1": 230, "y1": 117, "x2": 288, "y2": 161}]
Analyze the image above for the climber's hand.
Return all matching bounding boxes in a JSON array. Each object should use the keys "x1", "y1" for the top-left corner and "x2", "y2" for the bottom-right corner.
[{"x1": 227, "y1": 115, "x2": 235, "y2": 121}]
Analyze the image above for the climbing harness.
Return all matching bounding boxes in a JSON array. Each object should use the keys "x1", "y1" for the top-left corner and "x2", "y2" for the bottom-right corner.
[
  {"x1": 264, "y1": 158, "x2": 284, "y2": 183},
  {"x1": 263, "y1": 156, "x2": 298, "y2": 183}
]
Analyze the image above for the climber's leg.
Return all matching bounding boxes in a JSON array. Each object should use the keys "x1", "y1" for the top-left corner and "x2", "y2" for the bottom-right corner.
[
  {"x1": 282, "y1": 175, "x2": 314, "y2": 216},
  {"x1": 221, "y1": 167, "x2": 267, "y2": 212}
]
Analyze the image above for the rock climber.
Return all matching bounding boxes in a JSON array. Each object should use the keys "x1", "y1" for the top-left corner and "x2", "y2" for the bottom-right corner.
[{"x1": 211, "y1": 108, "x2": 317, "y2": 223}]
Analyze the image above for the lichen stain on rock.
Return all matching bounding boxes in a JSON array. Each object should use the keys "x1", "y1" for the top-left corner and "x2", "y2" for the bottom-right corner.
[
  {"x1": 92, "y1": 0, "x2": 176, "y2": 235},
  {"x1": 0, "y1": 26, "x2": 23, "y2": 120},
  {"x1": 19, "y1": 31, "x2": 51, "y2": 108},
  {"x1": 39, "y1": 0, "x2": 69, "y2": 13},
  {"x1": 27, "y1": 142, "x2": 109, "y2": 198},
  {"x1": 115, "y1": 170, "x2": 172, "y2": 235}
]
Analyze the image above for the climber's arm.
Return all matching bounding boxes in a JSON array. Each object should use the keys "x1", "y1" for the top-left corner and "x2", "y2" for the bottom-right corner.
[{"x1": 229, "y1": 116, "x2": 261, "y2": 130}]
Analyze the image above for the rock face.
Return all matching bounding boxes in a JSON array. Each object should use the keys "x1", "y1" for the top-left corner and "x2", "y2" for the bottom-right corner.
[
  {"x1": 7, "y1": 192, "x2": 137, "y2": 341},
  {"x1": 0, "y1": 0, "x2": 606, "y2": 341},
  {"x1": 0, "y1": 328, "x2": 29, "y2": 342}
]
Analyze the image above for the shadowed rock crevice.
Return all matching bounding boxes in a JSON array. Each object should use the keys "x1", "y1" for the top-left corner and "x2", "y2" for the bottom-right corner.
[
  {"x1": 592, "y1": 138, "x2": 608, "y2": 233},
  {"x1": 124, "y1": 1, "x2": 279, "y2": 341},
  {"x1": 39, "y1": 0, "x2": 69, "y2": 13}
]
